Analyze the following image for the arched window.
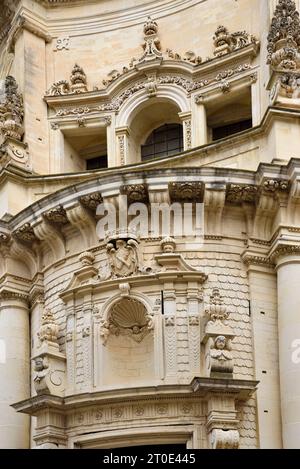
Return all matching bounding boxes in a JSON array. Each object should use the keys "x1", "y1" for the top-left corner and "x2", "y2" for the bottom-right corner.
[{"x1": 141, "y1": 123, "x2": 183, "y2": 161}]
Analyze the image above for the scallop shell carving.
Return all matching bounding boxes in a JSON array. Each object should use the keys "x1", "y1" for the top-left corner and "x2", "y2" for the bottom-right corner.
[{"x1": 110, "y1": 298, "x2": 148, "y2": 328}]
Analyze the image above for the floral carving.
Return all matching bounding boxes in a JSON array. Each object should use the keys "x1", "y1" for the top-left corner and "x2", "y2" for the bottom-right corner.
[
  {"x1": 55, "y1": 36, "x2": 70, "y2": 51},
  {"x1": 0, "y1": 76, "x2": 24, "y2": 142},
  {"x1": 46, "y1": 64, "x2": 88, "y2": 96},
  {"x1": 213, "y1": 25, "x2": 257, "y2": 57},
  {"x1": 79, "y1": 192, "x2": 103, "y2": 211},
  {"x1": 120, "y1": 184, "x2": 149, "y2": 204},
  {"x1": 43, "y1": 205, "x2": 68, "y2": 225},
  {"x1": 226, "y1": 184, "x2": 258, "y2": 204},
  {"x1": 267, "y1": 0, "x2": 300, "y2": 70},
  {"x1": 46, "y1": 80, "x2": 70, "y2": 96},
  {"x1": 13, "y1": 223, "x2": 37, "y2": 244},
  {"x1": 263, "y1": 179, "x2": 289, "y2": 193},
  {"x1": 169, "y1": 182, "x2": 203, "y2": 203}
]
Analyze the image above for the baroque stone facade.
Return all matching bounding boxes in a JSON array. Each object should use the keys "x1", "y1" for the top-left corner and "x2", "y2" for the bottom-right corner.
[{"x1": 0, "y1": 0, "x2": 300, "y2": 450}]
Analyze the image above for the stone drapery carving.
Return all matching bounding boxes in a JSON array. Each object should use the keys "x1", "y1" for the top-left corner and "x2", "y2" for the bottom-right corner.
[
  {"x1": 106, "y1": 238, "x2": 139, "y2": 278},
  {"x1": 213, "y1": 25, "x2": 257, "y2": 57},
  {"x1": 0, "y1": 76, "x2": 24, "y2": 142},
  {"x1": 100, "y1": 297, "x2": 154, "y2": 345},
  {"x1": 202, "y1": 288, "x2": 235, "y2": 377}
]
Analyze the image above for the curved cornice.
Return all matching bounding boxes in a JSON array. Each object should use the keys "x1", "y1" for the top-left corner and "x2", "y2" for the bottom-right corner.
[
  {"x1": 21, "y1": 0, "x2": 205, "y2": 36},
  {"x1": 2, "y1": 156, "x2": 300, "y2": 233}
]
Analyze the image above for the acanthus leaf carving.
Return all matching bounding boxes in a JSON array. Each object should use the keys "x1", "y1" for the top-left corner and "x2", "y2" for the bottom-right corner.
[{"x1": 0, "y1": 76, "x2": 24, "y2": 142}]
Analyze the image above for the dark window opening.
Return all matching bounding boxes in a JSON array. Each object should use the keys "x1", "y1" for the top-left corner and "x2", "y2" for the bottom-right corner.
[
  {"x1": 212, "y1": 119, "x2": 252, "y2": 141},
  {"x1": 86, "y1": 155, "x2": 108, "y2": 170},
  {"x1": 141, "y1": 124, "x2": 183, "y2": 161}
]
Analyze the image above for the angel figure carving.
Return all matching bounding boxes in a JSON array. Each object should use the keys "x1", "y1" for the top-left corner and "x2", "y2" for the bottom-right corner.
[{"x1": 107, "y1": 238, "x2": 139, "y2": 278}]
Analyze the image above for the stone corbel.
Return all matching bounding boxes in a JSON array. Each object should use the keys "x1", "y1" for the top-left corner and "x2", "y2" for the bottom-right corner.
[
  {"x1": 66, "y1": 203, "x2": 97, "y2": 248},
  {"x1": 204, "y1": 186, "x2": 226, "y2": 238},
  {"x1": 251, "y1": 189, "x2": 279, "y2": 240},
  {"x1": 33, "y1": 219, "x2": 65, "y2": 261}
]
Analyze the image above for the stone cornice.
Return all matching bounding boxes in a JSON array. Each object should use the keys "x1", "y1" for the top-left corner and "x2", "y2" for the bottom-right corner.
[
  {"x1": 3, "y1": 157, "x2": 300, "y2": 233},
  {"x1": 7, "y1": 14, "x2": 52, "y2": 52},
  {"x1": 12, "y1": 377, "x2": 258, "y2": 415}
]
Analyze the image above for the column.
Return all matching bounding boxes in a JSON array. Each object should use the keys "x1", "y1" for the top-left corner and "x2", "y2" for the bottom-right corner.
[
  {"x1": 246, "y1": 259, "x2": 282, "y2": 448},
  {"x1": 276, "y1": 251, "x2": 300, "y2": 448},
  {"x1": 192, "y1": 98, "x2": 208, "y2": 147},
  {"x1": 115, "y1": 126, "x2": 130, "y2": 166},
  {"x1": 0, "y1": 292, "x2": 30, "y2": 449},
  {"x1": 178, "y1": 111, "x2": 192, "y2": 151}
]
